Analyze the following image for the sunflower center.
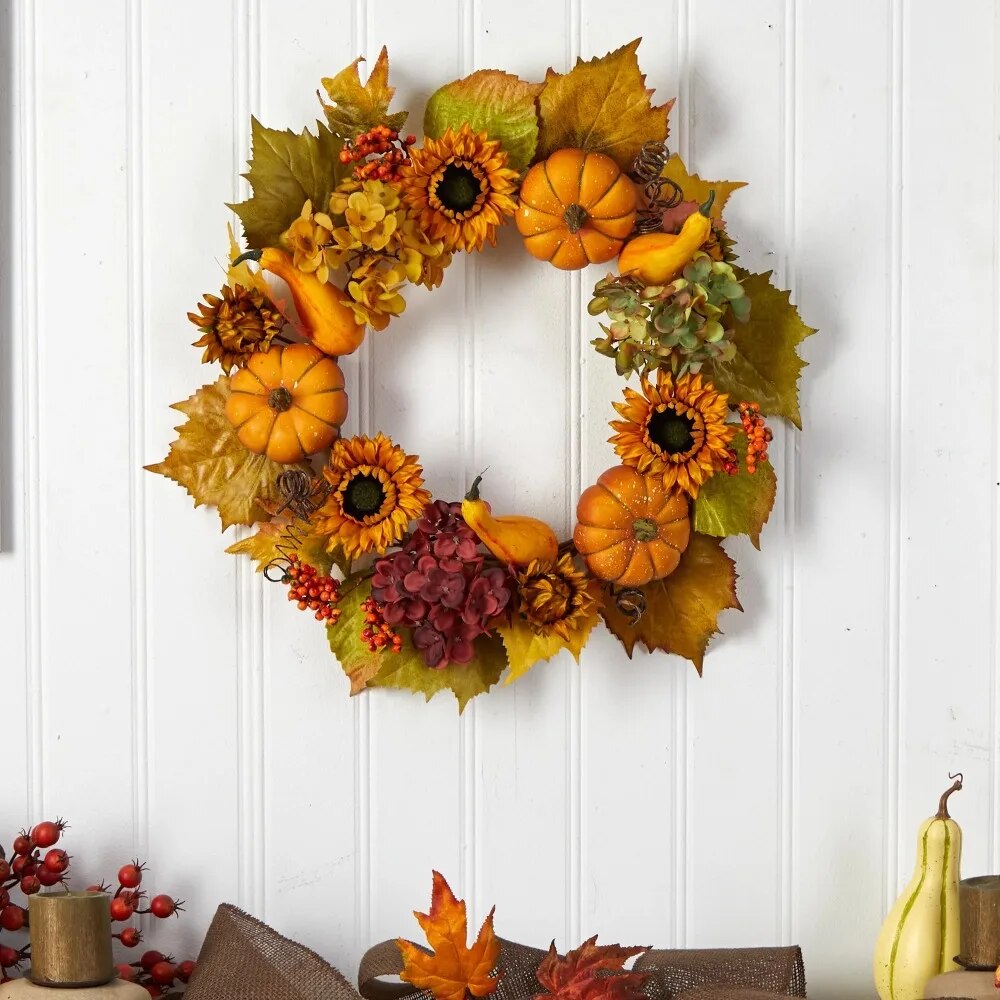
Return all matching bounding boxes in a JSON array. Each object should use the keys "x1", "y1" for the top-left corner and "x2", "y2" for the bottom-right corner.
[
  {"x1": 633, "y1": 518, "x2": 658, "y2": 543},
  {"x1": 647, "y1": 407, "x2": 695, "y2": 455},
  {"x1": 435, "y1": 164, "x2": 480, "y2": 211},
  {"x1": 267, "y1": 387, "x2": 293, "y2": 413},
  {"x1": 343, "y1": 474, "x2": 386, "y2": 519}
]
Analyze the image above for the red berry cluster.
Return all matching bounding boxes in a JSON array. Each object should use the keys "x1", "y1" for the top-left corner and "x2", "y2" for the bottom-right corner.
[
  {"x1": 721, "y1": 447, "x2": 740, "y2": 476},
  {"x1": 738, "y1": 401, "x2": 773, "y2": 473},
  {"x1": 360, "y1": 596, "x2": 403, "y2": 654},
  {"x1": 338, "y1": 124, "x2": 416, "y2": 182},
  {"x1": 0, "y1": 820, "x2": 194, "y2": 997},
  {"x1": 283, "y1": 554, "x2": 342, "y2": 623}
]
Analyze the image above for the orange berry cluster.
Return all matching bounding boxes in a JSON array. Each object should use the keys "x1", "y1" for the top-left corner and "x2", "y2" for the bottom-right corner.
[
  {"x1": 360, "y1": 597, "x2": 403, "y2": 654},
  {"x1": 721, "y1": 447, "x2": 740, "y2": 476},
  {"x1": 283, "y1": 554, "x2": 342, "y2": 623},
  {"x1": 338, "y1": 125, "x2": 417, "y2": 182},
  {"x1": 738, "y1": 401, "x2": 773, "y2": 474}
]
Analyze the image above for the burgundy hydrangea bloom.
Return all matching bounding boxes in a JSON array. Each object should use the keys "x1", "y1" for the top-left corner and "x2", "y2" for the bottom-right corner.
[{"x1": 371, "y1": 501, "x2": 512, "y2": 668}]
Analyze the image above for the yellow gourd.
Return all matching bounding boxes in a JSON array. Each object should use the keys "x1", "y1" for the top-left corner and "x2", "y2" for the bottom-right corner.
[
  {"x1": 873, "y1": 777, "x2": 963, "y2": 1000},
  {"x1": 235, "y1": 247, "x2": 366, "y2": 357},
  {"x1": 617, "y1": 191, "x2": 715, "y2": 284},
  {"x1": 461, "y1": 475, "x2": 558, "y2": 568}
]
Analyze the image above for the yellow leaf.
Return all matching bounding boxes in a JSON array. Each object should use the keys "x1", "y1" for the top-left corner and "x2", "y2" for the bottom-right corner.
[
  {"x1": 600, "y1": 534, "x2": 741, "y2": 673},
  {"x1": 659, "y1": 154, "x2": 746, "y2": 222},
  {"x1": 230, "y1": 118, "x2": 347, "y2": 250},
  {"x1": 536, "y1": 39, "x2": 673, "y2": 170},
  {"x1": 225, "y1": 224, "x2": 270, "y2": 296},
  {"x1": 398, "y1": 871, "x2": 500, "y2": 1000},
  {"x1": 225, "y1": 516, "x2": 334, "y2": 575},
  {"x1": 320, "y1": 46, "x2": 408, "y2": 140},
  {"x1": 146, "y1": 377, "x2": 304, "y2": 531},
  {"x1": 497, "y1": 586, "x2": 601, "y2": 685},
  {"x1": 370, "y1": 634, "x2": 507, "y2": 713},
  {"x1": 709, "y1": 270, "x2": 817, "y2": 428}
]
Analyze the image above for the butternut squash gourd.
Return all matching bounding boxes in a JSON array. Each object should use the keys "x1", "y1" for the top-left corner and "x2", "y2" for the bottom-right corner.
[{"x1": 873, "y1": 777, "x2": 963, "y2": 1000}]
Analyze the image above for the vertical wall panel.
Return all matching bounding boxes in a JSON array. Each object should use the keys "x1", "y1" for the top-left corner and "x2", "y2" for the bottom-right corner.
[
  {"x1": 792, "y1": 1, "x2": 892, "y2": 994},
  {"x1": 898, "y1": 0, "x2": 997, "y2": 883},
  {"x1": 142, "y1": 0, "x2": 241, "y2": 958}
]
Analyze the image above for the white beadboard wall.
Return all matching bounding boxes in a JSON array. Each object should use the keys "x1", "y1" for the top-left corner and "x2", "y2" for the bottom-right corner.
[{"x1": 2, "y1": 1, "x2": 999, "y2": 997}]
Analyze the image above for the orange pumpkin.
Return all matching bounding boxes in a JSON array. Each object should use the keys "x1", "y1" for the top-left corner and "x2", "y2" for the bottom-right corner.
[
  {"x1": 574, "y1": 464, "x2": 690, "y2": 586},
  {"x1": 516, "y1": 149, "x2": 638, "y2": 270},
  {"x1": 225, "y1": 343, "x2": 347, "y2": 464}
]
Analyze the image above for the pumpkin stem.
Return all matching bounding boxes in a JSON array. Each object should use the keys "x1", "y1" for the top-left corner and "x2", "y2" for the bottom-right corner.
[
  {"x1": 698, "y1": 190, "x2": 716, "y2": 216},
  {"x1": 936, "y1": 773, "x2": 964, "y2": 819},
  {"x1": 268, "y1": 387, "x2": 294, "y2": 413},
  {"x1": 562, "y1": 204, "x2": 589, "y2": 234},
  {"x1": 632, "y1": 518, "x2": 658, "y2": 543},
  {"x1": 233, "y1": 249, "x2": 263, "y2": 266},
  {"x1": 466, "y1": 470, "x2": 489, "y2": 502}
]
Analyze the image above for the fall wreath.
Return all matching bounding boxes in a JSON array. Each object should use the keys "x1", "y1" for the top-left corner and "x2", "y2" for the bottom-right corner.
[{"x1": 149, "y1": 40, "x2": 815, "y2": 709}]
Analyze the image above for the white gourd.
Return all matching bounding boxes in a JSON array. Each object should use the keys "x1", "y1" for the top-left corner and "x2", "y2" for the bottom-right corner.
[{"x1": 873, "y1": 777, "x2": 963, "y2": 1000}]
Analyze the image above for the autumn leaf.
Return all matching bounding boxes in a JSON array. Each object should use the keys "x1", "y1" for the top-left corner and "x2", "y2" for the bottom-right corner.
[
  {"x1": 327, "y1": 577, "x2": 384, "y2": 695},
  {"x1": 370, "y1": 633, "x2": 507, "y2": 713},
  {"x1": 535, "y1": 937, "x2": 648, "y2": 1000},
  {"x1": 600, "y1": 533, "x2": 741, "y2": 673},
  {"x1": 398, "y1": 871, "x2": 500, "y2": 1000},
  {"x1": 692, "y1": 433, "x2": 777, "y2": 548},
  {"x1": 425, "y1": 70, "x2": 542, "y2": 172},
  {"x1": 536, "y1": 39, "x2": 672, "y2": 170},
  {"x1": 146, "y1": 378, "x2": 301, "y2": 531},
  {"x1": 225, "y1": 515, "x2": 335, "y2": 575},
  {"x1": 230, "y1": 118, "x2": 347, "y2": 250},
  {"x1": 707, "y1": 270, "x2": 816, "y2": 429},
  {"x1": 320, "y1": 46, "x2": 408, "y2": 140},
  {"x1": 658, "y1": 154, "x2": 746, "y2": 227},
  {"x1": 497, "y1": 585, "x2": 602, "y2": 685}
]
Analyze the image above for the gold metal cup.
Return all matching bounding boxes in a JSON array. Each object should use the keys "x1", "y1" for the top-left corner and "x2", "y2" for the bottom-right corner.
[{"x1": 28, "y1": 891, "x2": 114, "y2": 988}]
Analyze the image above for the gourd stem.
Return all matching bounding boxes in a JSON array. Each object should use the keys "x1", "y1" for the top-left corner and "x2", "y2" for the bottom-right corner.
[
  {"x1": 465, "y1": 470, "x2": 488, "y2": 502},
  {"x1": 698, "y1": 190, "x2": 716, "y2": 216},
  {"x1": 936, "y1": 774, "x2": 963, "y2": 819},
  {"x1": 233, "y1": 249, "x2": 263, "y2": 266}
]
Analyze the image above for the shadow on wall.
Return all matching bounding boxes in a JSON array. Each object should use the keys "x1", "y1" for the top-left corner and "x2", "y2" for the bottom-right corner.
[{"x1": 0, "y1": 0, "x2": 13, "y2": 550}]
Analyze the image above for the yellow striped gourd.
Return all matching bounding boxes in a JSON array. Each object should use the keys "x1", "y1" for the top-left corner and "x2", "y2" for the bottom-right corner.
[{"x1": 873, "y1": 777, "x2": 963, "y2": 1000}]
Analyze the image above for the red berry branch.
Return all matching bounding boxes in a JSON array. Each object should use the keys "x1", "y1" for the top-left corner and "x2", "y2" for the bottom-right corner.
[
  {"x1": 338, "y1": 124, "x2": 417, "y2": 182},
  {"x1": 0, "y1": 820, "x2": 195, "y2": 998}
]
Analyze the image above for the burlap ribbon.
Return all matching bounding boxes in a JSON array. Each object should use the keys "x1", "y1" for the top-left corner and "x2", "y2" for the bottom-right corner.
[{"x1": 185, "y1": 904, "x2": 808, "y2": 1000}]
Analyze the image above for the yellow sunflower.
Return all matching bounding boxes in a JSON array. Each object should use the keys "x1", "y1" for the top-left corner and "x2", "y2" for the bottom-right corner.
[
  {"x1": 609, "y1": 370, "x2": 736, "y2": 498},
  {"x1": 516, "y1": 554, "x2": 599, "y2": 642},
  {"x1": 398, "y1": 124, "x2": 518, "y2": 253},
  {"x1": 316, "y1": 434, "x2": 431, "y2": 560}
]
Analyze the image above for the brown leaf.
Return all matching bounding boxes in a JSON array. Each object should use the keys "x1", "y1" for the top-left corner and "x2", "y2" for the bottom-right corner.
[
  {"x1": 600, "y1": 533, "x2": 742, "y2": 673},
  {"x1": 398, "y1": 871, "x2": 500, "y2": 1000},
  {"x1": 535, "y1": 937, "x2": 648, "y2": 1000},
  {"x1": 536, "y1": 39, "x2": 672, "y2": 170},
  {"x1": 146, "y1": 377, "x2": 302, "y2": 531},
  {"x1": 321, "y1": 46, "x2": 408, "y2": 139}
]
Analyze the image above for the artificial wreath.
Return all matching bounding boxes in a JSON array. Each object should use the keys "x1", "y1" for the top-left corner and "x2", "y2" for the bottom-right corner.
[{"x1": 148, "y1": 39, "x2": 815, "y2": 709}]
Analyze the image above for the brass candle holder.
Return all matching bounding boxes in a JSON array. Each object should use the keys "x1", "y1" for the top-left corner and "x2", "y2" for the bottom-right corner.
[{"x1": 28, "y1": 891, "x2": 114, "y2": 988}]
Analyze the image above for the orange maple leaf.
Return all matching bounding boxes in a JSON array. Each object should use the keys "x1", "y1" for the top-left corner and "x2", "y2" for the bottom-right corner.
[
  {"x1": 534, "y1": 937, "x2": 648, "y2": 1000},
  {"x1": 397, "y1": 871, "x2": 501, "y2": 1000}
]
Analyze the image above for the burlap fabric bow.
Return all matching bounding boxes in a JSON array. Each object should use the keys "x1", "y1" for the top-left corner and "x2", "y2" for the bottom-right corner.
[{"x1": 185, "y1": 904, "x2": 808, "y2": 1000}]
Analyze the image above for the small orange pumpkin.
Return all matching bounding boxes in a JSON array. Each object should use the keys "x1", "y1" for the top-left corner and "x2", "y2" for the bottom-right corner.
[
  {"x1": 225, "y1": 342, "x2": 347, "y2": 464},
  {"x1": 516, "y1": 149, "x2": 638, "y2": 270},
  {"x1": 574, "y1": 464, "x2": 691, "y2": 586}
]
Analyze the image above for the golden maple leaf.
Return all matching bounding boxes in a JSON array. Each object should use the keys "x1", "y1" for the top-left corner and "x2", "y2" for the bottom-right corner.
[
  {"x1": 536, "y1": 39, "x2": 673, "y2": 171},
  {"x1": 398, "y1": 871, "x2": 501, "y2": 1000},
  {"x1": 321, "y1": 46, "x2": 408, "y2": 140}
]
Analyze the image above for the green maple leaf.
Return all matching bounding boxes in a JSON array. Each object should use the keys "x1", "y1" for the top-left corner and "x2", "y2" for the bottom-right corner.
[
  {"x1": 146, "y1": 377, "x2": 302, "y2": 531},
  {"x1": 320, "y1": 46, "x2": 408, "y2": 140},
  {"x1": 230, "y1": 118, "x2": 347, "y2": 250},
  {"x1": 424, "y1": 70, "x2": 542, "y2": 171},
  {"x1": 600, "y1": 533, "x2": 741, "y2": 673},
  {"x1": 327, "y1": 577, "x2": 385, "y2": 695},
  {"x1": 693, "y1": 433, "x2": 777, "y2": 548},
  {"x1": 708, "y1": 270, "x2": 816, "y2": 429},
  {"x1": 536, "y1": 39, "x2": 673, "y2": 170},
  {"x1": 369, "y1": 633, "x2": 507, "y2": 713}
]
